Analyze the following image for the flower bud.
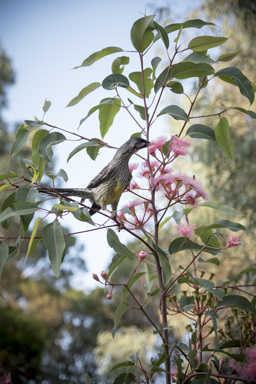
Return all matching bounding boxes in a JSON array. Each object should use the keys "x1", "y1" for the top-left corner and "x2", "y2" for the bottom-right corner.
[
  {"x1": 249, "y1": 313, "x2": 254, "y2": 321},
  {"x1": 200, "y1": 294, "x2": 206, "y2": 303},
  {"x1": 101, "y1": 271, "x2": 108, "y2": 280},
  {"x1": 186, "y1": 324, "x2": 193, "y2": 332},
  {"x1": 106, "y1": 293, "x2": 112, "y2": 300},
  {"x1": 206, "y1": 293, "x2": 212, "y2": 304},
  {"x1": 208, "y1": 326, "x2": 214, "y2": 334},
  {"x1": 222, "y1": 287, "x2": 228, "y2": 295},
  {"x1": 138, "y1": 251, "x2": 147, "y2": 259},
  {"x1": 199, "y1": 270, "x2": 205, "y2": 278},
  {"x1": 226, "y1": 330, "x2": 232, "y2": 338},
  {"x1": 225, "y1": 322, "x2": 230, "y2": 331},
  {"x1": 181, "y1": 291, "x2": 187, "y2": 297},
  {"x1": 92, "y1": 273, "x2": 100, "y2": 282},
  {"x1": 209, "y1": 273, "x2": 215, "y2": 281},
  {"x1": 232, "y1": 308, "x2": 238, "y2": 316},
  {"x1": 219, "y1": 358, "x2": 224, "y2": 373},
  {"x1": 192, "y1": 291, "x2": 199, "y2": 300}
]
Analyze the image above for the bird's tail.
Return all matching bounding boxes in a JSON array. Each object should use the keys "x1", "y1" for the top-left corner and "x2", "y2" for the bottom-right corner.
[{"x1": 39, "y1": 187, "x2": 93, "y2": 200}]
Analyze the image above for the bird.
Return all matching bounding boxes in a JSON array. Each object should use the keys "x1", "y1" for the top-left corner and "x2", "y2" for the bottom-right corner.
[{"x1": 40, "y1": 137, "x2": 150, "y2": 216}]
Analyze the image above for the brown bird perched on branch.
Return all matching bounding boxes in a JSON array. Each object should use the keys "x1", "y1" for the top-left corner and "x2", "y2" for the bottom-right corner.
[{"x1": 40, "y1": 137, "x2": 150, "y2": 216}]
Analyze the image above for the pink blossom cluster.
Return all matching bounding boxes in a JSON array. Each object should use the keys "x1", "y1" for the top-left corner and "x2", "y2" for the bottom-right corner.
[
  {"x1": 229, "y1": 345, "x2": 256, "y2": 380},
  {"x1": 148, "y1": 135, "x2": 190, "y2": 158},
  {"x1": 119, "y1": 200, "x2": 153, "y2": 233}
]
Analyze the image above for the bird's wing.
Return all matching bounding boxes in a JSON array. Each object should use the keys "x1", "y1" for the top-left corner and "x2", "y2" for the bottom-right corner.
[{"x1": 86, "y1": 164, "x2": 115, "y2": 189}]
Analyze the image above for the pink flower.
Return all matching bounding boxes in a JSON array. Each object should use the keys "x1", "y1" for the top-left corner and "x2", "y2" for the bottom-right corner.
[
  {"x1": 148, "y1": 136, "x2": 168, "y2": 154},
  {"x1": 129, "y1": 163, "x2": 138, "y2": 172},
  {"x1": 227, "y1": 234, "x2": 242, "y2": 247},
  {"x1": 229, "y1": 345, "x2": 256, "y2": 379},
  {"x1": 176, "y1": 223, "x2": 195, "y2": 237},
  {"x1": 129, "y1": 181, "x2": 140, "y2": 190},
  {"x1": 170, "y1": 135, "x2": 190, "y2": 156},
  {"x1": 0, "y1": 374, "x2": 12, "y2": 384}
]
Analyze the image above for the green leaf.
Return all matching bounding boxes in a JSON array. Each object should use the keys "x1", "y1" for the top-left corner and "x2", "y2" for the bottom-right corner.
[
  {"x1": 107, "y1": 229, "x2": 134, "y2": 260},
  {"x1": 0, "y1": 242, "x2": 9, "y2": 298},
  {"x1": 166, "y1": 81, "x2": 184, "y2": 94},
  {"x1": 0, "y1": 193, "x2": 16, "y2": 230},
  {"x1": 0, "y1": 174, "x2": 17, "y2": 182},
  {"x1": 159, "y1": 215, "x2": 173, "y2": 229},
  {"x1": 153, "y1": 21, "x2": 169, "y2": 48},
  {"x1": 195, "y1": 226, "x2": 220, "y2": 248},
  {"x1": 108, "y1": 254, "x2": 128, "y2": 279},
  {"x1": 129, "y1": 350, "x2": 140, "y2": 365},
  {"x1": 215, "y1": 67, "x2": 254, "y2": 105},
  {"x1": 102, "y1": 74, "x2": 129, "y2": 90},
  {"x1": 172, "y1": 62, "x2": 214, "y2": 79},
  {"x1": 43, "y1": 99, "x2": 51, "y2": 113},
  {"x1": 180, "y1": 296, "x2": 195, "y2": 311},
  {"x1": 206, "y1": 219, "x2": 245, "y2": 232},
  {"x1": 133, "y1": 104, "x2": 147, "y2": 120},
  {"x1": 25, "y1": 217, "x2": 42, "y2": 261},
  {"x1": 99, "y1": 98, "x2": 121, "y2": 138},
  {"x1": 0, "y1": 204, "x2": 38, "y2": 224},
  {"x1": 38, "y1": 132, "x2": 66, "y2": 162},
  {"x1": 112, "y1": 301, "x2": 130, "y2": 337},
  {"x1": 24, "y1": 120, "x2": 43, "y2": 128},
  {"x1": 45, "y1": 168, "x2": 68, "y2": 182},
  {"x1": 183, "y1": 52, "x2": 215, "y2": 64},
  {"x1": 158, "y1": 105, "x2": 189, "y2": 121},
  {"x1": 152, "y1": 242, "x2": 172, "y2": 288},
  {"x1": 188, "y1": 36, "x2": 228, "y2": 51},
  {"x1": 42, "y1": 221, "x2": 66, "y2": 278},
  {"x1": 148, "y1": 287, "x2": 161, "y2": 297},
  {"x1": 86, "y1": 137, "x2": 104, "y2": 161},
  {"x1": 29, "y1": 236, "x2": 42, "y2": 259},
  {"x1": 200, "y1": 200, "x2": 241, "y2": 215},
  {"x1": 162, "y1": 20, "x2": 216, "y2": 37},
  {"x1": 75, "y1": 46, "x2": 123, "y2": 68},
  {"x1": 206, "y1": 311, "x2": 218, "y2": 347},
  {"x1": 32, "y1": 129, "x2": 48, "y2": 182},
  {"x1": 169, "y1": 237, "x2": 220, "y2": 256},
  {"x1": 67, "y1": 141, "x2": 102, "y2": 162},
  {"x1": 187, "y1": 124, "x2": 216, "y2": 141},
  {"x1": 217, "y1": 51, "x2": 239, "y2": 62},
  {"x1": 112, "y1": 56, "x2": 130, "y2": 74},
  {"x1": 122, "y1": 272, "x2": 146, "y2": 300},
  {"x1": 129, "y1": 68, "x2": 154, "y2": 98},
  {"x1": 173, "y1": 210, "x2": 184, "y2": 224},
  {"x1": 225, "y1": 267, "x2": 256, "y2": 285},
  {"x1": 78, "y1": 99, "x2": 113, "y2": 128},
  {"x1": 232, "y1": 107, "x2": 256, "y2": 119},
  {"x1": 216, "y1": 117, "x2": 233, "y2": 160},
  {"x1": 66, "y1": 82, "x2": 101, "y2": 107},
  {"x1": 151, "y1": 56, "x2": 161, "y2": 80},
  {"x1": 16, "y1": 185, "x2": 38, "y2": 203},
  {"x1": 10, "y1": 124, "x2": 33, "y2": 157},
  {"x1": 130, "y1": 15, "x2": 155, "y2": 52},
  {"x1": 217, "y1": 295, "x2": 256, "y2": 315},
  {"x1": 154, "y1": 66, "x2": 172, "y2": 93}
]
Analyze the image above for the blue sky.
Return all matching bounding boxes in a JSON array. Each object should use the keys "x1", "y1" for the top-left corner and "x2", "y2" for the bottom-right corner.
[{"x1": 0, "y1": 0, "x2": 202, "y2": 289}]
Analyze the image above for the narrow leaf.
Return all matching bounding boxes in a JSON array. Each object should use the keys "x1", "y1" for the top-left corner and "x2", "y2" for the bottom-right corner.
[
  {"x1": 206, "y1": 219, "x2": 245, "y2": 232},
  {"x1": 112, "y1": 56, "x2": 130, "y2": 74},
  {"x1": 43, "y1": 99, "x2": 51, "y2": 113},
  {"x1": 129, "y1": 68, "x2": 153, "y2": 98},
  {"x1": 201, "y1": 200, "x2": 241, "y2": 215},
  {"x1": 102, "y1": 74, "x2": 129, "y2": 90},
  {"x1": 99, "y1": 98, "x2": 121, "y2": 138},
  {"x1": 130, "y1": 15, "x2": 155, "y2": 52},
  {"x1": 217, "y1": 295, "x2": 256, "y2": 315},
  {"x1": 232, "y1": 107, "x2": 256, "y2": 119},
  {"x1": 187, "y1": 124, "x2": 216, "y2": 141},
  {"x1": 10, "y1": 124, "x2": 33, "y2": 157},
  {"x1": 153, "y1": 21, "x2": 169, "y2": 48},
  {"x1": 67, "y1": 141, "x2": 101, "y2": 162},
  {"x1": 66, "y1": 82, "x2": 101, "y2": 107},
  {"x1": 42, "y1": 221, "x2": 66, "y2": 278},
  {"x1": 107, "y1": 229, "x2": 134, "y2": 260},
  {"x1": 75, "y1": 46, "x2": 123, "y2": 68},
  {"x1": 108, "y1": 361, "x2": 135, "y2": 374},
  {"x1": 25, "y1": 217, "x2": 42, "y2": 261},
  {"x1": 215, "y1": 67, "x2": 254, "y2": 105},
  {"x1": 152, "y1": 242, "x2": 172, "y2": 288},
  {"x1": 188, "y1": 36, "x2": 228, "y2": 51},
  {"x1": 0, "y1": 242, "x2": 9, "y2": 298},
  {"x1": 183, "y1": 52, "x2": 215, "y2": 64},
  {"x1": 108, "y1": 254, "x2": 127, "y2": 279},
  {"x1": 217, "y1": 51, "x2": 239, "y2": 62},
  {"x1": 38, "y1": 132, "x2": 66, "y2": 162},
  {"x1": 216, "y1": 117, "x2": 233, "y2": 160},
  {"x1": 172, "y1": 62, "x2": 214, "y2": 79},
  {"x1": 169, "y1": 237, "x2": 220, "y2": 256},
  {"x1": 112, "y1": 301, "x2": 130, "y2": 337},
  {"x1": 122, "y1": 272, "x2": 146, "y2": 300},
  {"x1": 158, "y1": 105, "x2": 189, "y2": 121}
]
